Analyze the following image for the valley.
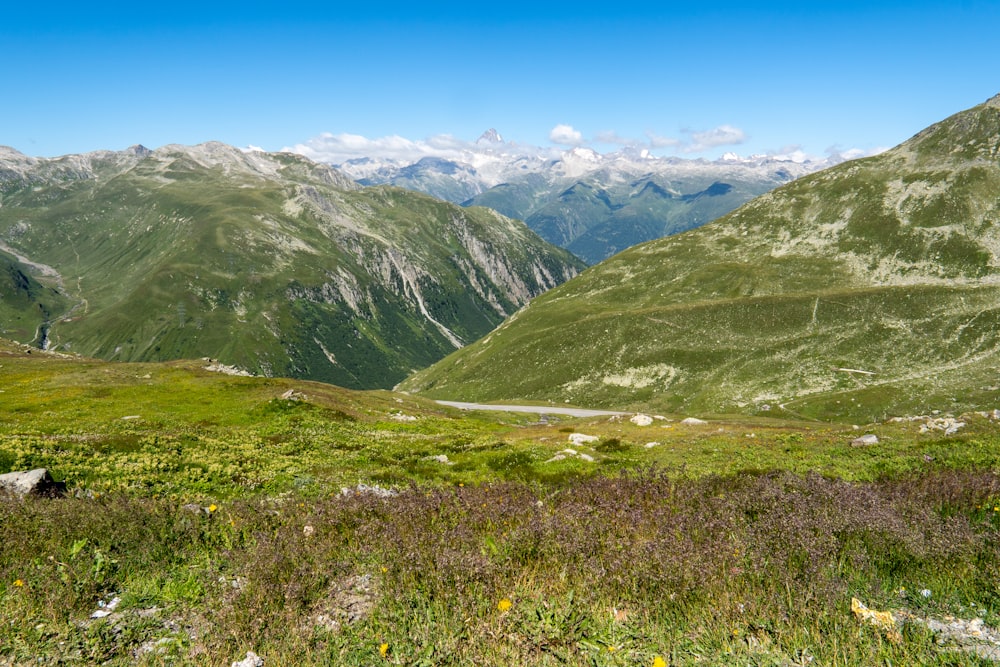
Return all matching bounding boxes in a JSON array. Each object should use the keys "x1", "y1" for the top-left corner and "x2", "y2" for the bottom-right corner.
[{"x1": 2, "y1": 94, "x2": 1000, "y2": 666}]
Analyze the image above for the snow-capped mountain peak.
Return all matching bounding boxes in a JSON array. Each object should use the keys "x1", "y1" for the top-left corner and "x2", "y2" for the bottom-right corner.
[{"x1": 476, "y1": 128, "x2": 504, "y2": 145}]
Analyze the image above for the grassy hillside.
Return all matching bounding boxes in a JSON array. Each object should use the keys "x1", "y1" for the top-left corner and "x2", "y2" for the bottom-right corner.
[
  {"x1": 0, "y1": 143, "x2": 583, "y2": 390},
  {"x1": 401, "y1": 94, "x2": 1000, "y2": 421}
]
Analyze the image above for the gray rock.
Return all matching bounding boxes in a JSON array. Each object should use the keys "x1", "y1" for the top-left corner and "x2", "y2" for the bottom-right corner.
[
  {"x1": 0, "y1": 469, "x2": 66, "y2": 498},
  {"x1": 232, "y1": 650, "x2": 264, "y2": 667},
  {"x1": 851, "y1": 434, "x2": 879, "y2": 446}
]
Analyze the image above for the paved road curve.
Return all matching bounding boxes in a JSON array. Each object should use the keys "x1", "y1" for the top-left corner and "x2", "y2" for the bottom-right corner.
[{"x1": 435, "y1": 400, "x2": 628, "y2": 418}]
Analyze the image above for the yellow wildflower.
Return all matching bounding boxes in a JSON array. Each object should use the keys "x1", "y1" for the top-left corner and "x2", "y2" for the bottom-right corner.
[
  {"x1": 13, "y1": 579, "x2": 24, "y2": 587},
  {"x1": 380, "y1": 566, "x2": 388, "y2": 573},
  {"x1": 208, "y1": 504, "x2": 218, "y2": 513},
  {"x1": 497, "y1": 597, "x2": 513, "y2": 612},
  {"x1": 852, "y1": 597, "x2": 893, "y2": 626},
  {"x1": 652, "y1": 657, "x2": 667, "y2": 667},
  {"x1": 379, "y1": 643, "x2": 388, "y2": 658}
]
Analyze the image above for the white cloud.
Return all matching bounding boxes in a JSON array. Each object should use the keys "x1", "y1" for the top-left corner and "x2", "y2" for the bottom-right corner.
[
  {"x1": 549, "y1": 124, "x2": 584, "y2": 146},
  {"x1": 284, "y1": 131, "x2": 561, "y2": 166},
  {"x1": 283, "y1": 122, "x2": 832, "y2": 167},
  {"x1": 285, "y1": 132, "x2": 472, "y2": 164},
  {"x1": 683, "y1": 125, "x2": 747, "y2": 153}
]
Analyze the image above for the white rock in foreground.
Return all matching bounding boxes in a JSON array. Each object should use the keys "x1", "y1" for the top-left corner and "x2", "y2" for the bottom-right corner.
[
  {"x1": 0, "y1": 469, "x2": 66, "y2": 497},
  {"x1": 630, "y1": 414, "x2": 654, "y2": 426},
  {"x1": 568, "y1": 433, "x2": 599, "y2": 445},
  {"x1": 680, "y1": 417, "x2": 707, "y2": 425},
  {"x1": 232, "y1": 651, "x2": 264, "y2": 667}
]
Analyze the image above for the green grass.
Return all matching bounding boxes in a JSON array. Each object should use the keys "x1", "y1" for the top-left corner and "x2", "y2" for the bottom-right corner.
[
  {"x1": 3, "y1": 342, "x2": 1000, "y2": 664},
  {"x1": 4, "y1": 341, "x2": 1000, "y2": 499}
]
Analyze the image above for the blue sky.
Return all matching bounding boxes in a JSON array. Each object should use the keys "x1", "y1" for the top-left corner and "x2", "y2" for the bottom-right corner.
[{"x1": 3, "y1": 1, "x2": 998, "y2": 161}]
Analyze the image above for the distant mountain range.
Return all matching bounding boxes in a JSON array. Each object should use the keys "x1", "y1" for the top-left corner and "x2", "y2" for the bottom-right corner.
[
  {"x1": 0, "y1": 142, "x2": 582, "y2": 389},
  {"x1": 333, "y1": 133, "x2": 838, "y2": 263},
  {"x1": 400, "y1": 94, "x2": 1000, "y2": 422}
]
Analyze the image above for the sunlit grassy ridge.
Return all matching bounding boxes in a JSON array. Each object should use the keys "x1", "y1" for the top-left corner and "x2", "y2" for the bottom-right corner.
[{"x1": 401, "y1": 95, "x2": 1000, "y2": 420}]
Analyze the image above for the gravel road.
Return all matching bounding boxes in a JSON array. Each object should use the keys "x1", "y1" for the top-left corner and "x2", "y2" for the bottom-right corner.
[{"x1": 435, "y1": 400, "x2": 628, "y2": 418}]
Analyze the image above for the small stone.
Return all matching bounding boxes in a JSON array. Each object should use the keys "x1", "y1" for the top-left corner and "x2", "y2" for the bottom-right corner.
[
  {"x1": 232, "y1": 651, "x2": 264, "y2": 667},
  {"x1": 630, "y1": 414, "x2": 654, "y2": 426},
  {"x1": 568, "y1": 433, "x2": 598, "y2": 445},
  {"x1": 851, "y1": 434, "x2": 879, "y2": 446},
  {"x1": 340, "y1": 484, "x2": 398, "y2": 498},
  {"x1": 680, "y1": 417, "x2": 707, "y2": 425}
]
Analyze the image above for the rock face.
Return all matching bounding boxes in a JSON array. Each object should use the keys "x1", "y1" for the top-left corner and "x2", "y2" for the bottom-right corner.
[{"x1": 0, "y1": 468, "x2": 66, "y2": 497}]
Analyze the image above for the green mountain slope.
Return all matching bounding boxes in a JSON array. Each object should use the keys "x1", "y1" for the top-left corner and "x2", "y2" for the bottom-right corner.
[
  {"x1": 0, "y1": 143, "x2": 583, "y2": 389},
  {"x1": 400, "y1": 94, "x2": 1000, "y2": 421}
]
